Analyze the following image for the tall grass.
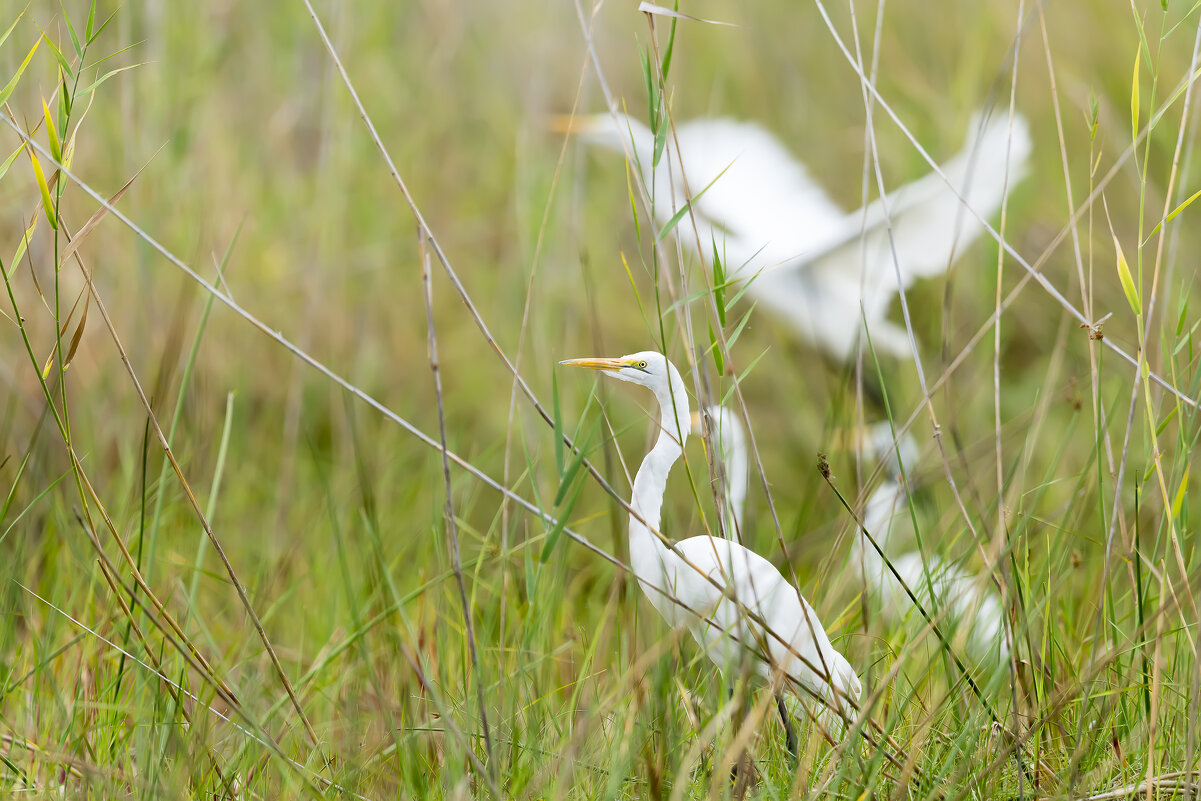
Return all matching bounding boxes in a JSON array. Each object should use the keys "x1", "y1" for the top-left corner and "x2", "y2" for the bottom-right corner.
[{"x1": 0, "y1": 0, "x2": 1198, "y2": 798}]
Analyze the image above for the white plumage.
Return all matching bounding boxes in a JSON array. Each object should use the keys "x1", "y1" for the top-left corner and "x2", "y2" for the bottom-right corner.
[
  {"x1": 853, "y1": 431, "x2": 1010, "y2": 662},
  {"x1": 570, "y1": 111, "x2": 1031, "y2": 359},
  {"x1": 562, "y1": 352, "x2": 860, "y2": 721},
  {"x1": 690, "y1": 410, "x2": 1009, "y2": 662}
]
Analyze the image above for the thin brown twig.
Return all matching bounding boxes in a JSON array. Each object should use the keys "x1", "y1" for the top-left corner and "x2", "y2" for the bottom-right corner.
[
  {"x1": 1033, "y1": 2, "x2": 1118, "y2": 745},
  {"x1": 1135, "y1": 0, "x2": 1201, "y2": 627},
  {"x1": 496, "y1": 5, "x2": 600, "y2": 707},
  {"x1": 995, "y1": 7, "x2": 1028, "y2": 800},
  {"x1": 418, "y1": 229, "x2": 498, "y2": 789}
]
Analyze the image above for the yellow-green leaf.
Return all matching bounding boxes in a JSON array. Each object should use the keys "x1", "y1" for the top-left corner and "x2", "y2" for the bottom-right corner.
[
  {"x1": 27, "y1": 147, "x2": 57, "y2": 230},
  {"x1": 79, "y1": 63, "x2": 144, "y2": 97},
  {"x1": 42, "y1": 97, "x2": 61, "y2": 163},
  {"x1": 62, "y1": 10, "x2": 83, "y2": 59},
  {"x1": 7, "y1": 213, "x2": 38, "y2": 278},
  {"x1": 0, "y1": 39, "x2": 39, "y2": 107},
  {"x1": 41, "y1": 348, "x2": 56, "y2": 380},
  {"x1": 1166, "y1": 186, "x2": 1201, "y2": 225},
  {"x1": 0, "y1": 10, "x2": 25, "y2": 52},
  {"x1": 1145, "y1": 186, "x2": 1201, "y2": 241},
  {"x1": 0, "y1": 141, "x2": 23, "y2": 183},
  {"x1": 1113, "y1": 234, "x2": 1140, "y2": 314},
  {"x1": 657, "y1": 200, "x2": 693, "y2": 241},
  {"x1": 1171, "y1": 466, "x2": 1189, "y2": 519},
  {"x1": 37, "y1": 28, "x2": 73, "y2": 80},
  {"x1": 1131, "y1": 42, "x2": 1141, "y2": 143}
]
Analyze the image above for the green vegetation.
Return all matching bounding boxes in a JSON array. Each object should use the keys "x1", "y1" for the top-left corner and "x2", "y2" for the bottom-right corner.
[{"x1": 1, "y1": 0, "x2": 1198, "y2": 798}]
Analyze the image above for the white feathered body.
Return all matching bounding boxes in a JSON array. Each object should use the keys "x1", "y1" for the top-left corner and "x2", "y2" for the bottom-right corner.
[{"x1": 627, "y1": 361, "x2": 860, "y2": 709}]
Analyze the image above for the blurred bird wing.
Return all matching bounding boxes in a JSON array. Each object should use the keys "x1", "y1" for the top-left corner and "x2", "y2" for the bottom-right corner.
[
  {"x1": 796, "y1": 111, "x2": 1032, "y2": 320},
  {"x1": 735, "y1": 265, "x2": 912, "y2": 358},
  {"x1": 666, "y1": 119, "x2": 848, "y2": 275}
]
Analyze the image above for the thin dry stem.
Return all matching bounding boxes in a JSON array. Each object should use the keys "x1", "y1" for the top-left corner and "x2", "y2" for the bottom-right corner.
[{"x1": 418, "y1": 229, "x2": 498, "y2": 789}]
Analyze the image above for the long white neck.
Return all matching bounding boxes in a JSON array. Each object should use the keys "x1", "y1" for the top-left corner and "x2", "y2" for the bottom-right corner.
[{"x1": 628, "y1": 362, "x2": 692, "y2": 609}]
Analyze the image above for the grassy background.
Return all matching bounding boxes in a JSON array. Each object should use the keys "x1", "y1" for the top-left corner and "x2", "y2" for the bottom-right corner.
[{"x1": 1, "y1": 0, "x2": 1199, "y2": 797}]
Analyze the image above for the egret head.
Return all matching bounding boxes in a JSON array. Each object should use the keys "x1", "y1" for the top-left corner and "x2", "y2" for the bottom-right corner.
[
  {"x1": 561, "y1": 350, "x2": 691, "y2": 447},
  {"x1": 559, "y1": 351, "x2": 670, "y2": 390}
]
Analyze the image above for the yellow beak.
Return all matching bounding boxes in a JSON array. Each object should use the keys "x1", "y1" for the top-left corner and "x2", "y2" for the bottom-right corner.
[
  {"x1": 547, "y1": 113, "x2": 593, "y2": 135},
  {"x1": 559, "y1": 357, "x2": 626, "y2": 372}
]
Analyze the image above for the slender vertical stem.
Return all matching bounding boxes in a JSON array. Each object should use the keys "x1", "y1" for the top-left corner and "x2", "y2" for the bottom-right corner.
[
  {"x1": 996, "y1": 9, "x2": 1027, "y2": 800},
  {"x1": 418, "y1": 230, "x2": 497, "y2": 789}
]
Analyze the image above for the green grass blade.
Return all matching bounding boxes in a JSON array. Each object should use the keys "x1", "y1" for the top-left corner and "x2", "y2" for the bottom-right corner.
[{"x1": 0, "y1": 39, "x2": 40, "y2": 107}]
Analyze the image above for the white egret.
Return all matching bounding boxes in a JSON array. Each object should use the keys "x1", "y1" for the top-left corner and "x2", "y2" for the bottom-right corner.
[
  {"x1": 853, "y1": 442, "x2": 1009, "y2": 662},
  {"x1": 562, "y1": 351, "x2": 860, "y2": 755},
  {"x1": 565, "y1": 111, "x2": 1031, "y2": 360},
  {"x1": 843, "y1": 422, "x2": 1009, "y2": 660}
]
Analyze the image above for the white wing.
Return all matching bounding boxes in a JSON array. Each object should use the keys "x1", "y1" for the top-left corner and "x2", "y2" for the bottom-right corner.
[
  {"x1": 792, "y1": 111, "x2": 1033, "y2": 357},
  {"x1": 667, "y1": 119, "x2": 848, "y2": 278}
]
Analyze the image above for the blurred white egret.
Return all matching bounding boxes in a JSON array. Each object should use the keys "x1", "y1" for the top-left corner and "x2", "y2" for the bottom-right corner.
[
  {"x1": 692, "y1": 412, "x2": 1008, "y2": 661},
  {"x1": 853, "y1": 423, "x2": 1009, "y2": 661},
  {"x1": 566, "y1": 111, "x2": 1031, "y2": 360},
  {"x1": 562, "y1": 351, "x2": 860, "y2": 753}
]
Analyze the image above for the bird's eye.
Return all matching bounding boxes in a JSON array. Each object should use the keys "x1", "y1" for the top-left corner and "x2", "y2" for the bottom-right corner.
[{"x1": 636, "y1": 360, "x2": 648, "y2": 370}]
